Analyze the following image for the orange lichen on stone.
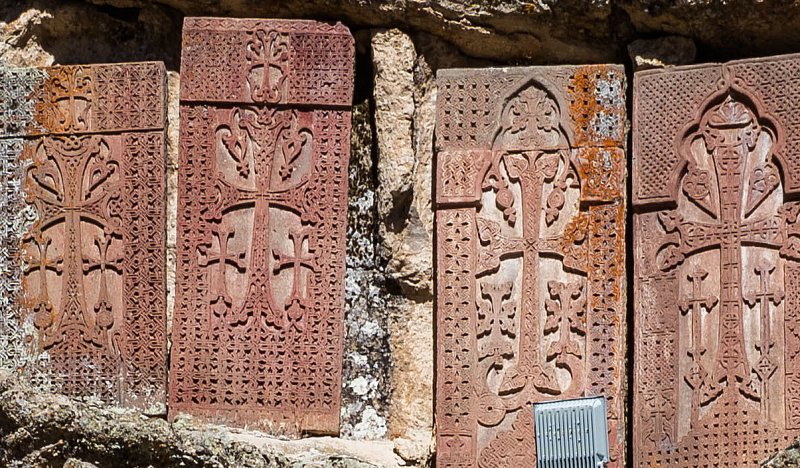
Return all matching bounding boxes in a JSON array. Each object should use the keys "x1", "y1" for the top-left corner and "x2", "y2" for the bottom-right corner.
[
  {"x1": 568, "y1": 65, "x2": 626, "y2": 148},
  {"x1": 434, "y1": 65, "x2": 627, "y2": 468},
  {"x1": 576, "y1": 146, "x2": 625, "y2": 202}
]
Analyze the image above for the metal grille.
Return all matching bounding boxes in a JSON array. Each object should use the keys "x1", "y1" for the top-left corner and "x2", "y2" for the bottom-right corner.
[{"x1": 533, "y1": 396, "x2": 609, "y2": 468}]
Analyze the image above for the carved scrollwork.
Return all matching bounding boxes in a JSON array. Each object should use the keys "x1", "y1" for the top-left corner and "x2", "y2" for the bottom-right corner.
[
  {"x1": 436, "y1": 67, "x2": 626, "y2": 468},
  {"x1": 171, "y1": 19, "x2": 352, "y2": 435},
  {"x1": 634, "y1": 61, "x2": 800, "y2": 466}
]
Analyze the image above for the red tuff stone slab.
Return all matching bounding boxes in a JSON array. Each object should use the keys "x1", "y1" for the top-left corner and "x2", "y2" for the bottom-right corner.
[
  {"x1": 170, "y1": 18, "x2": 354, "y2": 436},
  {"x1": 633, "y1": 54, "x2": 800, "y2": 466},
  {"x1": 0, "y1": 63, "x2": 168, "y2": 410},
  {"x1": 434, "y1": 66, "x2": 627, "y2": 467}
]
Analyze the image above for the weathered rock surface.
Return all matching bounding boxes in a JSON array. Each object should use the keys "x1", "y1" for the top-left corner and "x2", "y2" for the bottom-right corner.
[
  {"x1": 4, "y1": 0, "x2": 800, "y2": 66},
  {"x1": 0, "y1": 371, "x2": 402, "y2": 467},
  {"x1": 766, "y1": 438, "x2": 800, "y2": 467},
  {"x1": 628, "y1": 35, "x2": 696, "y2": 70},
  {"x1": 343, "y1": 100, "x2": 391, "y2": 441},
  {"x1": 371, "y1": 28, "x2": 434, "y2": 461}
]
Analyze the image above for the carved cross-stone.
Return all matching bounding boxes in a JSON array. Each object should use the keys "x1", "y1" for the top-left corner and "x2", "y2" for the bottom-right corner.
[
  {"x1": 744, "y1": 259, "x2": 784, "y2": 417},
  {"x1": 198, "y1": 223, "x2": 246, "y2": 314},
  {"x1": 0, "y1": 62, "x2": 167, "y2": 410},
  {"x1": 171, "y1": 18, "x2": 354, "y2": 436},
  {"x1": 678, "y1": 268, "x2": 717, "y2": 426},
  {"x1": 435, "y1": 65, "x2": 626, "y2": 467},
  {"x1": 634, "y1": 54, "x2": 800, "y2": 466}
]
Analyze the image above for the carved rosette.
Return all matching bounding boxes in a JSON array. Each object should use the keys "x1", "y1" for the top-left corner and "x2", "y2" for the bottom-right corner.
[
  {"x1": 170, "y1": 18, "x2": 354, "y2": 436},
  {"x1": 634, "y1": 55, "x2": 800, "y2": 466},
  {"x1": 435, "y1": 66, "x2": 627, "y2": 467},
  {"x1": 0, "y1": 63, "x2": 167, "y2": 410}
]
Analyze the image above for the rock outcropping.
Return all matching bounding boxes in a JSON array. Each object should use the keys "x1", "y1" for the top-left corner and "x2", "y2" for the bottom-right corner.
[{"x1": 3, "y1": 0, "x2": 800, "y2": 466}]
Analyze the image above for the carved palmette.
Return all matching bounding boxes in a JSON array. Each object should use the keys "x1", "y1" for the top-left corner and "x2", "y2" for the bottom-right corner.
[
  {"x1": 634, "y1": 55, "x2": 800, "y2": 467},
  {"x1": 435, "y1": 66, "x2": 627, "y2": 467},
  {"x1": 0, "y1": 63, "x2": 167, "y2": 410}
]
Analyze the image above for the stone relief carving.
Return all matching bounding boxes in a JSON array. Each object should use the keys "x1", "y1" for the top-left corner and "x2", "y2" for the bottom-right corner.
[
  {"x1": 435, "y1": 66, "x2": 626, "y2": 467},
  {"x1": 0, "y1": 62, "x2": 167, "y2": 411},
  {"x1": 170, "y1": 18, "x2": 354, "y2": 436},
  {"x1": 634, "y1": 55, "x2": 800, "y2": 467}
]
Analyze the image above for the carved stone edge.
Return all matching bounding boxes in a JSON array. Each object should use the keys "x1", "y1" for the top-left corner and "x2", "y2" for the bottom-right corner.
[
  {"x1": 632, "y1": 52, "x2": 800, "y2": 207},
  {"x1": 0, "y1": 61, "x2": 166, "y2": 139},
  {"x1": 179, "y1": 17, "x2": 355, "y2": 107}
]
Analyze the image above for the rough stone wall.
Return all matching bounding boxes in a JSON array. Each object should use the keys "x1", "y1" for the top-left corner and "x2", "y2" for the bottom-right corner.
[
  {"x1": 4, "y1": 0, "x2": 800, "y2": 467},
  {"x1": 342, "y1": 99, "x2": 391, "y2": 441}
]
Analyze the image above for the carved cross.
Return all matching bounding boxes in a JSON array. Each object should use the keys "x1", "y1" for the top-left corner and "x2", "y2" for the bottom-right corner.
[
  {"x1": 82, "y1": 234, "x2": 123, "y2": 275},
  {"x1": 82, "y1": 233, "x2": 123, "y2": 330},
  {"x1": 643, "y1": 386, "x2": 675, "y2": 449},
  {"x1": 245, "y1": 29, "x2": 290, "y2": 104},
  {"x1": 23, "y1": 233, "x2": 62, "y2": 330},
  {"x1": 544, "y1": 280, "x2": 585, "y2": 361},
  {"x1": 476, "y1": 151, "x2": 586, "y2": 403},
  {"x1": 658, "y1": 95, "x2": 786, "y2": 415},
  {"x1": 543, "y1": 280, "x2": 586, "y2": 396},
  {"x1": 198, "y1": 223, "x2": 246, "y2": 313},
  {"x1": 744, "y1": 259, "x2": 784, "y2": 418},
  {"x1": 212, "y1": 107, "x2": 311, "y2": 329},
  {"x1": 678, "y1": 267, "x2": 718, "y2": 426},
  {"x1": 25, "y1": 136, "x2": 117, "y2": 350},
  {"x1": 48, "y1": 67, "x2": 93, "y2": 132},
  {"x1": 273, "y1": 228, "x2": 317, "y2": 305},
  {"x1": 476, "y1": 281, "x2": 515, "y2": 368}
]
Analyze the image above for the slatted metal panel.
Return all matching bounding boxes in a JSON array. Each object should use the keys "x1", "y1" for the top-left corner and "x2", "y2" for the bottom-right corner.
[{"x1": 534, "y1": 396, "x2": 609, "y2": 468}]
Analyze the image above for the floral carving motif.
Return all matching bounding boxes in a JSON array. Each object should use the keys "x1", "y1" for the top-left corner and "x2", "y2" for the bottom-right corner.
[
  {"x1": 634, "y1": 58, "x2": 800, "y2": 466},
  {"x1": 170, "y1": 19, "x2": 353, "y2": 436},
  {"x1": 435, "y1": 66, "x2": 626, "y2": 467}
]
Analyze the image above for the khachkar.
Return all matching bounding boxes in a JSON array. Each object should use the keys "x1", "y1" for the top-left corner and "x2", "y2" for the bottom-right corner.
[
  {"x1": 170, "y1": 18, "x2": 354, "y2": 435},
  {"x1": 633, "y1": 55, "x2": 800, "y2": 466},
  {"x1": 0, "y1": 62, "x2": 168, "y2": 410},
  {"x1": 434, "y1": 66, "x2": 627, "y2": 467}
]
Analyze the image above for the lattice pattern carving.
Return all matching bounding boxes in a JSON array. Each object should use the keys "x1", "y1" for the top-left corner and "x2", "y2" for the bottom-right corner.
[
  {"x1": 434, "y1": 65, "x2": 627, "y2": 467},
  {"x1": 170, "y1": 18, "x2": 354, "y2": 436},
  {"x1": 0, "y1": 63, "x2": 167, "y2": 411},
  {"x1": 633, "y1": 54, "x2": 800, "y2": 467}
]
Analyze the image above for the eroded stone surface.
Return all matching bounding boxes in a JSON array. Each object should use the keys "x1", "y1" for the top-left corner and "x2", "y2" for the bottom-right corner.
[
  {"x1": 627, "y1": 36, "x2": 697, "y2": 71},
  {"x1": 341, "y1": 99, "x2": 391, "y2": 440},
  {"x1": 633, "y1": 54, "x2": 800, "y2": 466},
  {"x1": 434, "y1": 65, "x2": 627, "y2": 467},
  {"x1": 0, "y1": 62, "x2": 168, "y2": 411},
  {"x1": 170, "y1": 18, "x2": 354, "y2": 436}
]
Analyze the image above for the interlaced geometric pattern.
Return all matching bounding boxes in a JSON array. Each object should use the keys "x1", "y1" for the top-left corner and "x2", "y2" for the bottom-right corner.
[
  {"x1": 633, "y1": 54, "x2": 800, "y2": 467},
  {"x1": 633, "y1": 65, "x2": 721, "y2": 205},
  {"x1": 0, "y1": 63, "x2": 167, "y2": 411},
  {"x1": 170, "y1": 18, "x2": 354, "y2": 436},
  {"x1": 434, "y1": 65, "x2": 627, "y2": 467}
]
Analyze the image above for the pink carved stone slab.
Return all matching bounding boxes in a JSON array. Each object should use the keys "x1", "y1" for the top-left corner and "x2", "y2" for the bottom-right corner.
[
  {"x1": 434, "y1": 65, "x2": 627, "y2": 467},
  {"x1": 170, "y1": 18, "x2": 354, "y2": 436},
  {"x1": 633, "y1": 54, "x2": 800, "y2": 466},
  {"x1": 0, "y1": 62, "x2": 168, "y2": 411}
]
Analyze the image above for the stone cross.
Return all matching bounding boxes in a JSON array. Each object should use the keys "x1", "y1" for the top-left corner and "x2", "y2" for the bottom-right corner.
[
  {"x1": 198, "y1": 223, "x2": 246, "y2": 314},
  {"x1": 435, "y1": 65, "x2": 626, "y2": 467},
  {"x1": 171, "y1": 18, "x2": 354, "y2": 436},
  {"x1": 744, "y1": 259, "x2": 784, "y2": 418},
  {"x1": 0, "y1": 62, "x2": 168, "y2": 410},
  {"x1": 678, "y1": 267, "x2": 717, "y2": 426},
  {"x1": 633, "y1": 55, "x2": 800, "y2": 466},
  {"x1": 656, "y1": 95, "x2": 785, "y2": 416}
]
